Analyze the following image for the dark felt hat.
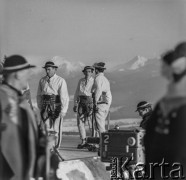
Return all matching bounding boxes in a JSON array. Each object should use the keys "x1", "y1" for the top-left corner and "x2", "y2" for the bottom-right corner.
[
  {"x1": 43, "y1": 61, "x2": 58, "y2": 68},
  {"x1": 82, "y1": 66, "x2": 94, "y2": 72},
  {"x1": 93, "y1": 62, "x2": 106, "y2": 70},
  {"x1": 3, "y1": 55, "x2": 35, "y2": 74},
  {"x1": 135, "y1": 101, "x2": 151, "y2": 112}
]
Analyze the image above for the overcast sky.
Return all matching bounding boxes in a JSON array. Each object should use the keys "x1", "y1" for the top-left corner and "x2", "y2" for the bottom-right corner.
[{"x1": 0, "y1": 0, "x2": 186, "y2": 67}]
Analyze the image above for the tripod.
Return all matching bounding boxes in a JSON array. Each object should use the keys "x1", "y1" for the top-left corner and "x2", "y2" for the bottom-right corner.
[
  {"x1": 38, "y1": 123, "x2": 64, "y2": 180},
  {"x1": 46, "y1": 130, "x2": 64, "y2": 162}
]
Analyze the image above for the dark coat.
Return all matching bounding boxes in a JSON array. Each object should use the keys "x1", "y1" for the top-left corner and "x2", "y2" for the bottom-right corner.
[
  {"x1": 140, "y1": 112, "x2": 152, "y2": 130},
  {"x1": 144, "y1": 97, "x2": 186, "y2": 178},
  {"x1": 0, "y1": 84, "x2": 38, "y2": 180}
]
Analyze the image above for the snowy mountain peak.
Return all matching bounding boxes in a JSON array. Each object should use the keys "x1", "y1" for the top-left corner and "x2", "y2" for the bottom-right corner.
[
  {"x1": 52, "y1": 56, "x2": 85, "y2": 74},
  {"x1": 110, "y1": 55, "x2": 149, "y2": 72},
  {"x1": 129, "y1": 56, "x2": 148, "y2": 70}
]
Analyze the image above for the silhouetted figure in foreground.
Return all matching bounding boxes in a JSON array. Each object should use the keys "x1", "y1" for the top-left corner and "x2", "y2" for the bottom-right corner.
[
  {"x1": 0, "y1": 55, "x2": 38, "y2": 180},
  {"x1": 144, "y1": 42, "x2": 186, "y2": 179}
]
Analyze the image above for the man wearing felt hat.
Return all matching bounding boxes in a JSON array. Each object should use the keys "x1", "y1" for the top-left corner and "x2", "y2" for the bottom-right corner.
[
  {"x1": 0, "y1": 55, "x2": 39, "y2": 179},
  {"x1": 144, "y1": 42, "x2": 186, "y2": 178},
  {"x1": 37, "y1": 60, "x2": 69, "y2": 151},
  {"x1": 0, "y1": 56, "x2": 33, "y2": 109},
  {"x1": 135, "y1": 101, "x2": 152, "y2": 130},
  {"x1": 73, "y1": 66, "x2": 94, "y2": 149},
  {"x1": 92, "y1": 62, "x2": 112, "y2": 137}
]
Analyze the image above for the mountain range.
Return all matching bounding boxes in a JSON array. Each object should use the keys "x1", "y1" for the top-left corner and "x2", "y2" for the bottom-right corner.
[{"x1": 29, "y1": 55, "x2": 167, "y2": 119}]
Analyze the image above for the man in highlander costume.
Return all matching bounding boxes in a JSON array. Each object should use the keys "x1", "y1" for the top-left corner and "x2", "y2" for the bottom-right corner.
[
  {"x1": 135, "y1": 101, "x2": 152, "y2": 130},
  {"x1": 73, "y1": 66, "x2": 94, "y2": 149},
  {"x1": 0, "y1": 55, "x2": 42, "y2": 180},
  {"x1": 0, "y1": 59, "x2": 33, "y2": 109},
  {"x1": 37, "y1": 61, "x2": 69, "y2": 151},
  {"x1": 144, "y1": 42, "x2": 186, "y2": 179},
  {"x1": 92, "y1": 62, "x2": 112, "y2": 137}
]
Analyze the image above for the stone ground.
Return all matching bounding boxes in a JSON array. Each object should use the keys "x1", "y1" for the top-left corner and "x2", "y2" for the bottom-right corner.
[{"x1": 59, "y1": 135, "x2": 97, "y2": 160}]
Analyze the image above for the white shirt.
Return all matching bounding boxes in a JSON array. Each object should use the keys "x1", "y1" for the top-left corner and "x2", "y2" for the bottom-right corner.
[
  {"x1": 92, "y1": 73, "x2": 112, "y2": 105},
  {"x1": 37, "y1": 74, "x2": 69, "y2": 114},
  {"x1": 74, "y1": 76, "x2": 94, "y2": 106}
]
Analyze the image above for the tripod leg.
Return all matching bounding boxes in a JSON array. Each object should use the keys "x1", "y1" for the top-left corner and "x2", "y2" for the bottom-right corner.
[
  {"x1": 53, "y1": 146, "x2": 65, "y2": 162},
  {"x1": 107, "y1": 111, "x2": 110, "y2": 131}
]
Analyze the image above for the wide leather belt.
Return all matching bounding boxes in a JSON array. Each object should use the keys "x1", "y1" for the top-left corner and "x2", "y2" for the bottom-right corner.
[
  {"x1": 42, "y1": 94, "x2": 61, "y2": 103},
  {"x1": 79, "y1": 95, "x2": 93, "y2": 101},
  {"x1": 97, "y1": 102, "x2": 108, "y2": 105}
]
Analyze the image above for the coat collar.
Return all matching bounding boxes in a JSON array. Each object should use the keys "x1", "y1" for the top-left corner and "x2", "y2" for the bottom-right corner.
[{"x1": 166, "y1": 76, "x2": 186, "y2": 98}]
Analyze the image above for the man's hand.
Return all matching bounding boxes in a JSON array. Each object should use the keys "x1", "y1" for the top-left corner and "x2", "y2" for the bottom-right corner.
[
  {"x1": 60, "y1": 112, "x2": 66, "y2": 118},
  {"x1": 73, "y1": 106, "x2": 78, "y2": 113}
]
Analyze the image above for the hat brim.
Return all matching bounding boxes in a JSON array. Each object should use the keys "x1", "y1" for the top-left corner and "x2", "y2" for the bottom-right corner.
[
  {"x1": 135, "y1": 108, "x2": 145, "y2": 112},
  {"x1": 43, "y1": 65, "x2": 58, "y2": 68},
  {"x1": 82, "y1": 67, "x2": 94, "y2": 72},
  {"x1": 135, "y1": 103, "x2": 152, "y2": 112},
  {"x1": 3, "y1": 64, "x2": 36, "y2": 74},
  {"x1": 94, "y1": 66, "x2": 106, "y2": 70}
]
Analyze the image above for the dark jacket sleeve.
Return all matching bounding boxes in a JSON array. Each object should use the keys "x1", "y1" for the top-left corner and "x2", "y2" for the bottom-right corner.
[
  {"x1": 144, "y1": 102, "x2": 161, "y2": 162},
  {"x1": 140, "y1": 113, "x2": 152, "y2": 130}
]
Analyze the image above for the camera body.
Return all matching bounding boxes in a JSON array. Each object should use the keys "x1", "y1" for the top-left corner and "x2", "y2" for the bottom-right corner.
[{"x1": 100, "y1": 127, "x2": 145, "y2": 165}]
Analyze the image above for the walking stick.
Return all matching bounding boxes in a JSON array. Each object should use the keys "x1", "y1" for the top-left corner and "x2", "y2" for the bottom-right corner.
[{"x1": 107, "y1": 111, "x2": 110, "y2": 131}]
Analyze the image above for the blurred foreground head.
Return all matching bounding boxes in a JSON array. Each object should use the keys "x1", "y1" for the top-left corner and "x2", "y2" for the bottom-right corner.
[
  {"x1": 161, "y1": 42, "x2": 186, "y2": 83},
  {"x1": 3, "y1": 55, "x2": 35, "y2": 90}
]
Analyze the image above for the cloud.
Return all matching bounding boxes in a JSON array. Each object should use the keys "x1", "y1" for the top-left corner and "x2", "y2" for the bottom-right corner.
[
  {"x1": 26, "y1": 55, "x2": 86, "y2": 74},
  {"x1": 52, "y1": 56, "x2": 85, "y2": 74},
  {"x1": 25, "y1": 55, "x2": 46, "y2": 74}
]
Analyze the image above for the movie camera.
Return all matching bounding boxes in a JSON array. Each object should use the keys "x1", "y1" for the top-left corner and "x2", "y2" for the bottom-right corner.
[{"x1": 87, "y1": 126, "x2": 145, "y2": 165}]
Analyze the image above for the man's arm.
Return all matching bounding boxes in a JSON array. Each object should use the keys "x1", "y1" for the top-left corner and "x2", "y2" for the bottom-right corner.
[
  {"x1": 94, "y1": 78, "x2": 103, "y2": 104},
  {"x1": 59, "y1": 79, "x2": 69, "y2": 117},
  {"x1": 74, "y1": 80, "x2": 81, "y2": 106}
]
